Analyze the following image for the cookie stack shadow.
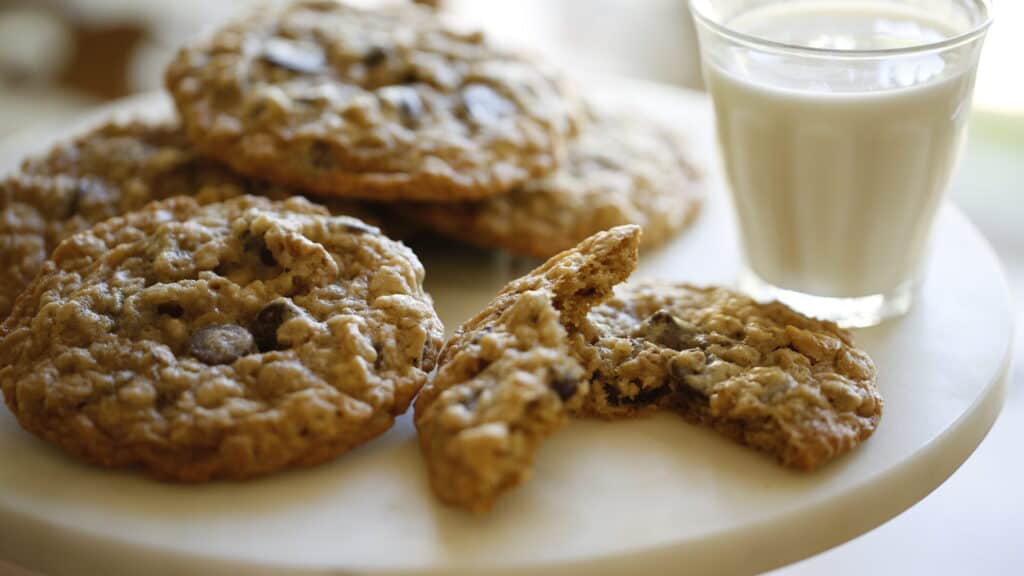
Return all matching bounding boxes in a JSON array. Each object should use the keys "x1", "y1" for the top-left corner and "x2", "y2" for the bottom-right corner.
[{"x1": 0, "y1": 0, "x2": 881, "y2": 514}]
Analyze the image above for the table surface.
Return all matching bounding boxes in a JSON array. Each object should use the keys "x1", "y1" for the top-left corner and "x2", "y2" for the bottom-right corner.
[
  {"x1": 0, "y1": 81, "x2": 1014, "y2": 576},
  {"x1": 767, "y1": 110, "x2": 1024, "y2": 576}
]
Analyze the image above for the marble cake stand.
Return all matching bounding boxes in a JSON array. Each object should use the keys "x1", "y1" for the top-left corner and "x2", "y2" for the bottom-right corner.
[{"x1": 0, "y1": 81, "x2": 1013, "y2": 576}]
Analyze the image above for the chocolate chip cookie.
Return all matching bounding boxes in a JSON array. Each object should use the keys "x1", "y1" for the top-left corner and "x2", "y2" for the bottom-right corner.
[
  {"x1": 414, "y1": 225, "x2": 640, "y2": 511},
  {"x1": 0, "y1": 195, "x2": 443, "y2": 481},
  {"x1": 165, "y1": 0, "x2": 581, "y2": 202},
  {"x1": 584, "y1": 282, "x2": 882, "y2": 470},
  {"x1": 0, "y1": 120, "x2": 374, "y2": 318},
  {"x1": 402, "y1": 114, "x2": 705, "y2": 258}
]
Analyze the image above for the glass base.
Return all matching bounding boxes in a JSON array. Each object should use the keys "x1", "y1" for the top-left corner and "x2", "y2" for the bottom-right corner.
[{"x1": 737, "y1": 268, "x2": 914, "y2": 328}]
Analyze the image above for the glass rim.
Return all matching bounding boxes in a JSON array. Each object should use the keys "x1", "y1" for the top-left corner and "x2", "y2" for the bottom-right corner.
[{"x1": 689, "y1": 0, "x2": 992, "y2": 58}]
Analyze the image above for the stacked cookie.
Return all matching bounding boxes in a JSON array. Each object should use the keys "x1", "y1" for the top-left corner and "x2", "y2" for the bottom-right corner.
[
  {"x1": 0, "y1": 0, "x2": 879, "y2": 505},
  {"x1": 163, "y1": 0, "x2": 704, "y2": 257}
]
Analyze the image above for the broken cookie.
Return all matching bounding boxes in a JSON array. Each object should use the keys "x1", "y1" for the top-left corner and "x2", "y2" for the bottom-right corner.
[
  {"x1": 584, "y1": 282, "x2": 882, "y2": 470},
  {"x1": 414, "y1": 225, "x2": 641, "y2": 511}
]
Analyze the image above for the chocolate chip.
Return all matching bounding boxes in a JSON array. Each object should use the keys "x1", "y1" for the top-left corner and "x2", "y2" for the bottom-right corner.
[
  {"x1": 400, "y1": 69, "x2": 420, "y2": 84},
  {"x1": 461, "y1": 387, "x2": 482, "y2": 410},
  {"x1": 380, "y1": 86, "x2": 423, "y2": 128},
  {"x1": 65, "y1": 185, "x2": 84, "y2": 217},
  {"x1": 603, "y1": 382, "x2": 622, "y2": 406},
  {"x1": 65, "y1": 179, "x2": 104, "y2": 218},
  {"x1": 251, "y1": 301, "x2": 298, "y2": 352},
  {"x1": 398, "y1": 95, "x2": 423, "y2": 126},
  {"x1": 157, "y1": 302, "x2": 184, "y2": 318},
  {"x1": 363, "y1": 46, "x2": 389, "y2": 67},
  {"x1": 189, "y1": 325, "x2": 255, "y2": 365},
  {"x1": 262, "y1": 38, "x2": 326, "y2": 74},
  {"x1": 602, "y1": 381, "x2": 669, "y2": 407},
  {"x1": 636, "y1": 385, "x2": 670, "y2": 404},
  {"x1": 260, "y1": 246, "x2": 276, "y2": 266},
  {"x1": 551, "y1": 373, "x2": 578, "y2": 401},
  {"x1": 461, "y1": 84, "x2": 515, "y2": 124},
  {"x1": 637, "y1": 311, "x2": 701, "y2": 351},
  {"x1": 670, "y1": 381, "x2": 706, "y2": 409},
  {"x1": 244, "y1": 235, "x2": 277, "y2": 267}
]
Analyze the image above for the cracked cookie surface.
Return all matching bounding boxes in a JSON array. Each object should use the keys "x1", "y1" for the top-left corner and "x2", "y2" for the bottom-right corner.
[
  {"x1": 166, "y1": 0, "x2": 581, "y2": 202},
  {"x1": 585, "y1": 282, "x2": 882, "y2": 470},
  {"x1": 414, "y1": 225, "x2": 639, "y2": 511},
  {"x1": 0, "y1": 120, "x2": 373, "y2": 319},
  {"x1": 0, "y1": 195, "x2": 443, "y2": 480},
  {"x1": 403, "y1": 114, "x2": 704, "y2": 258}
]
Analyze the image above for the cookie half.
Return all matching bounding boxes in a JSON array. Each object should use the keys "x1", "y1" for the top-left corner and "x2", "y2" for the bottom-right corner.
[
  {"x1": 0, "y1": 195, "x2": 443, "y2": 481},
  {"x1": 165, "y1": 1, "x2": 581, "y2": 201},
  {"x1": 414, "y1": 225, "x2": 640, "y2": 511},
  {"x1": 0, "y1": 120, "x2": 373, "y2": 318},
  {"x1": 585, "y1": 282, "x2": 882, "y2": 470},
  {"x1": 402, "y1": 114, "x2": 705, "y2": 258}
]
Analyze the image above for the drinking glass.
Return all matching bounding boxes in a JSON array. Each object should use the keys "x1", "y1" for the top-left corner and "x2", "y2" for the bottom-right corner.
[{"x1": 691, "y1": 0, "x2": 991, "y2": 327}]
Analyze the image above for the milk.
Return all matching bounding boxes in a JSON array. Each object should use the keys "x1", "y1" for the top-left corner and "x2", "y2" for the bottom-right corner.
[{"x1": 704, "y1": 1, "x2": 978, "y2": 298}]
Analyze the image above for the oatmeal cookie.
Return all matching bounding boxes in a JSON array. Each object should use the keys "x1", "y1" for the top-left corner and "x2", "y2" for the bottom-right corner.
[
  {"x1": 165, "y1": 0, "x2": 581, "y2": 201},
  {"x1": 414, "y1": 225, "x2": 640, "y2": 511},
  {"x1": 0, "y1": 120, "x2": 374, "y2": 318},
  {"x1": 402, "y1": 114, "x2": 704, "y2": 258},
  {"x1": 0, "y1": 195, "x2": 443, "y2": 481},
  {"x1": 585, "y1": 282, "x2": 882, "y2": 470}
]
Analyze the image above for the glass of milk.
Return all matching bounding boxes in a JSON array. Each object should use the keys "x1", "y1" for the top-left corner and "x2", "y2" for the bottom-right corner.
[{"x1": 691, "y1": 0, "x2": 991, "y2": 327}]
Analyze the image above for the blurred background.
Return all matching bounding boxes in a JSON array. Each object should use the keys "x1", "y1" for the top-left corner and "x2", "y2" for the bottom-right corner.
[
  {"x1": 0, "y1": 1, "x2": 1020, "y2": 574},
  {"x1": 0, "y1": 0, "x2": 1021, "y2": 128}
]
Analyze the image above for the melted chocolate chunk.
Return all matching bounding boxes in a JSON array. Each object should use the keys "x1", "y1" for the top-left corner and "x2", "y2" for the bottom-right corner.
[
  {"x1": 363, "y1": 46, "x2": 389, "y2": 67},
  {"x1": 400, "y1": 69, "x2": 420, "y2": 84},
  {"x1": 65, "y1": 185, "x2": 84, "y2": 218},
  {"x1": 637, "y1": 311, "x2": 701, "y2": 351},
  {"x1": 603, "y1": 381, "x2": 670, "y2": 406},
  {"x1": 551, "y1": 373, "x2": 579, "y2": 402},
  {"x1": 635, "y1": 384, "x2": 671, "y2": 405},
  {"x1": 603, "y1": 382, "x2": 622, "y2": 406},
  {"x1": 252, "y1": 301, "x2": 299, "y2": 352},
  {"x1": 244, "y1": 235, "x2": 278, "y2": 267}
]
